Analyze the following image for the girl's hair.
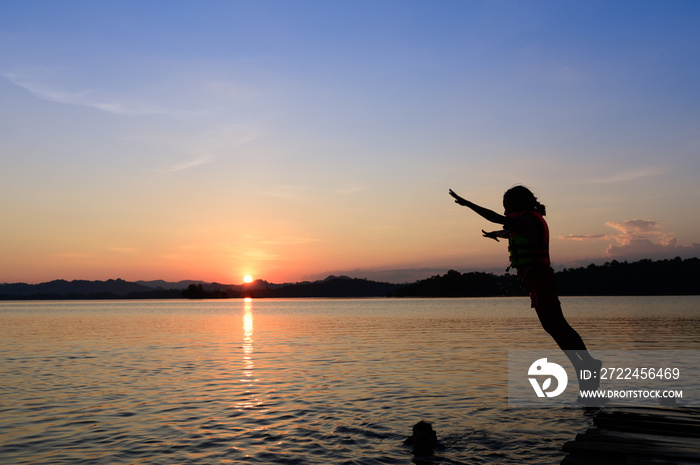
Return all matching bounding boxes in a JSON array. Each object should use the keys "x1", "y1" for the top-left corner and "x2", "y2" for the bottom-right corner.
[{"x1": 503, "y1": 185, "x2": 547, "y2": 216}]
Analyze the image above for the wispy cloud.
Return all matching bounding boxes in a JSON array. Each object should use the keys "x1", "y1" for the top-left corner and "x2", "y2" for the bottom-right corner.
[
  {"x1": 559, "y1": 233, "x2": 608, "y2": 241},
  {"x1": 589, "y1": 167, "x2": 665, "y2": 184},
  {"x1": 261, "y1": 184, "x2": 312, "y2": 200},
  {"x1": 5, "y1": 71, "x2": 173, "y2": 116},
  {"x1": 162, "y1": 154, "x2": 215, "y2": 174},
  {"x1": 242, "y1": 249, "x2": 280, "y2": 261},
  {"x1": 156, "y1": 123, "x2": 263, "y2": 174},
  {"x1": 333, "y1": 183, "x2": 367, "y2": 195},
  {"x1": 258, "y1": 235, "x2": 320, "y2": 246},
  {"x1": 109, "y1": 247, "x2": 139, "y2": 254},
  {"x1": 259, "y1": 182, "x2": 368, "y2": 201}
]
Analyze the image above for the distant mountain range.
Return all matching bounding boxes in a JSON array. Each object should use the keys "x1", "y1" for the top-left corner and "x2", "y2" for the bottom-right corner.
[
  {"x1": 1, "y1": 257, "x2": 698, "y2": 300},
  {"x1": 0, "y1": 275, "x2": 399, "y2": 299}
]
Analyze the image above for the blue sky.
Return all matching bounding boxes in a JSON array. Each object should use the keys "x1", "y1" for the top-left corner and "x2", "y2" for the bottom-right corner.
[{"x1": 1, "y1": 1, "x2": 699, "y2": 283}]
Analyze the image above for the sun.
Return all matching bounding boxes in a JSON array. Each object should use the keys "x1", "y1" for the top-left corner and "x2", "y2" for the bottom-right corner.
[{"x1": 243, "y1": 275, "x2": 253, "y2": 283}]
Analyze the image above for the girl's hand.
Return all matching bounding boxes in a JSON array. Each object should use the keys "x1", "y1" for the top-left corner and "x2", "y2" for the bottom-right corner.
[
  {"x1": 482, "y1": 229, "x2": 501, "y2": 242},
  {"x1": 449, "y1": 189, "x2": 470, "y2": 206}
]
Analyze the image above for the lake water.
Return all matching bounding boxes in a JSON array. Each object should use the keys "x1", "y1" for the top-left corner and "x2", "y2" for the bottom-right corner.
[{"x1": 1, "y1": 296, "x2": 699, "y2": 464}]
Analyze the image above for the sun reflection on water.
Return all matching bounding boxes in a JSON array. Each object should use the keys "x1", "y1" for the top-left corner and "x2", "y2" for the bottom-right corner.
[{"x1": 237, "y1": 298, "x2": 260, "y2": 410}]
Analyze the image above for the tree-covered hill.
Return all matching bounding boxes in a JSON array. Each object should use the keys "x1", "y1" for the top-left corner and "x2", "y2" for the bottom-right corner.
[
  {"x1": 1, "y1": 258, "x2": 698, "y2": 299},
  {"x1": 395, "y1": 258, "x2": 700, "y2": 297},
  {"x1": 556, "y1": 257, "x2": 700, "y2": 296}
]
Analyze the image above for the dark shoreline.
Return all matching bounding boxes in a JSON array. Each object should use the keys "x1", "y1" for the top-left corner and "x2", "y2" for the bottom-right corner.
[{"x1": 1, "y1": 257, "x2": 699, "y2": 300}]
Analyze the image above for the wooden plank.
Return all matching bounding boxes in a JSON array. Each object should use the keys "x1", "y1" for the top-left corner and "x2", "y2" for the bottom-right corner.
[
  {"x1": 598, "y1": 408, "x2": 700, "y2": 425},
  {"x1": 601, "y1": 407, "x2": 700, "y2": 419},
  {"x1": 593, "y1": 409, "x2": 700, "y2": 437},
  {"x1": 563, "y1": 438, "x2": 700, "y2": 460},
  {"x1": 560, "y1": 454, "x2": 623, "y2": 465},
  {"x1": 561, "y1": 407, "x2": 700, "y2": 465},
  {"x1": 626, "y1": 457, "x2": 700, "y2": 465},
  {"x1": 578, "y1": 428, "x2": 700, "y2": 449}
]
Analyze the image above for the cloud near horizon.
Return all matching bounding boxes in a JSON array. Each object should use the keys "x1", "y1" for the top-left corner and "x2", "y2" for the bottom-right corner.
[{"x1": 561, "y1": 219, "x2": 700, "y2": 261}]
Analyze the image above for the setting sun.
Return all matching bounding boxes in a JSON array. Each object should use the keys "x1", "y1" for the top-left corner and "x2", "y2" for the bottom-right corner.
[{"x1": 243, "y1": 275, "x2": 253, "y2": 283}]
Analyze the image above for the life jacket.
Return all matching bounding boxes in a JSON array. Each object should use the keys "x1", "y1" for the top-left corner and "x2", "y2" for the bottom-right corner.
[{"x1": 507, "y1": 211, "x2": 550, "y2": 270}]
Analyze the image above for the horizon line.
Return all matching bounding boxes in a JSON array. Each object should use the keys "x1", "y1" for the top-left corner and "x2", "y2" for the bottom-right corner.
[{"x1": 2, "y1": 256, "x2": 697, "y2": 287}]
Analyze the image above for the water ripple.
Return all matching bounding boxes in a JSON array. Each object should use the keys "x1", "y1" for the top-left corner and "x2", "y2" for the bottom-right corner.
[{"x1": 1, "y1": 297, "x2": 698, "y2": 463}]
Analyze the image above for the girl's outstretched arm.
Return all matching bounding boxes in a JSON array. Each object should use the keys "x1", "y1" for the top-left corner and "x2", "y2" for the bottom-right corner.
[
  {"x1": 482, "y1": 229, "x2": 509, "y2": 241},
  {"x1": 449, "y1": 189, "x2": 506, "y2": 225}
]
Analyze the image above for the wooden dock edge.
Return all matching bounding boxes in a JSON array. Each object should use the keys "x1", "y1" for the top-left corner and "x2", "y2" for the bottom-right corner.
[{"x1": 561, "y1": 407, "x2": 700, "y2": 465}]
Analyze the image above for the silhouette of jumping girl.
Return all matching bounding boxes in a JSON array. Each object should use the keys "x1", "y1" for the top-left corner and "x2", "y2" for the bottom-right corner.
[{"x1": 449, "y1": 186, "x2": 600, "y2": 389}]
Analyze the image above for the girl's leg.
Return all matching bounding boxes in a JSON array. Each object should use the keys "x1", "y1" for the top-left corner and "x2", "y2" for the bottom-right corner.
[
  {"x1": 535, "y1": 302, "x2": 602, "y2": 389},
  {"x1": 523, "y1": 266, "x2": 588, "y2": 350},
  {"x1": 534, "y1": 299, "x2": 587, "y2": 351},
  {"x1": 523, "y1": 266, "x2": 601, "y2": 387}
]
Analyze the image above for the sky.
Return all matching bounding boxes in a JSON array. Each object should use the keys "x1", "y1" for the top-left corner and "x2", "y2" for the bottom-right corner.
[{"x1": 1, "y1": 1, "x2": 699, "y2": 285}]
